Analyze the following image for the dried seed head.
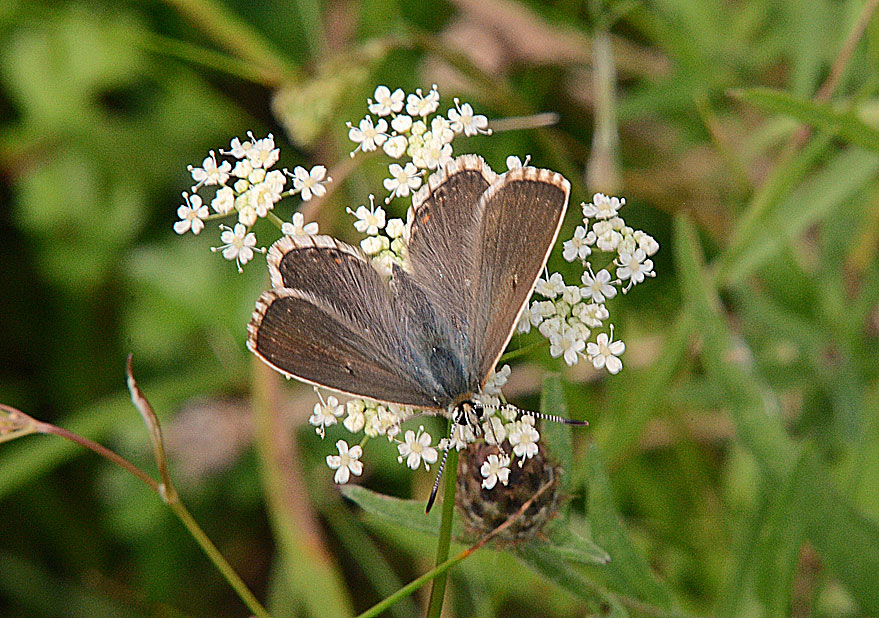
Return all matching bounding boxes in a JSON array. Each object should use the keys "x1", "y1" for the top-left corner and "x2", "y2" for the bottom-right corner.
[{"x1": 456, "y1": 440, "x2": 563, "y2": 542}]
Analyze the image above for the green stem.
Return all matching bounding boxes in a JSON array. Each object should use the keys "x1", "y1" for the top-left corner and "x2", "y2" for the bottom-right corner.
[
  {"x1": 130, "y1": 29, "x2": 281, "y2": 87},
  {"x1": 356, "y1": 475, "x2": 555, "y2": 618},
  {"x1": 499, "y1": 340, "x2": 547, "y2": 363},
  {"x1": 425, "y1": 447, "x2": 458, "y2": 618},
  {"x1": 32, "y1": 422, "x2": 271, "y2": 618},
  {"x1": 167, "y1": 499, "x2": 271, "y2": 618},
  {"x1": 160, "y1": 0, "x2": 298, "y2": 81}
]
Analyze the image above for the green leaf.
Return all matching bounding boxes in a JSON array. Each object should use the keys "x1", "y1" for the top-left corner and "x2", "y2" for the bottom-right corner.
[
  {"x1": 542, "y1": 521, "x2": 611, "y2": 565},
  {"x1": 516, "y1": 544, "x2": 628, "y2": 618},
  {"x1": 340, "y1": 485, "x2": 464, "y2": 538},
  {"x1": 539, "y1": 374, "x2": 573, "y2": 489},
  {"x1": 674, "y1": 214, "x2": 879, "y2": 613},
  {"x1": 583, "y1": 443, "x2": 681, "y2": 611},
  {"x1": 735, "y1": 87, "x2": 879, "y2": 152},
  {"x1": 718, "y1": 146, "x2": 879, "y2": 285}
]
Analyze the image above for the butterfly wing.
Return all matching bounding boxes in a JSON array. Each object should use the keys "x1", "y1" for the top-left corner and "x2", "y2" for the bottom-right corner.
[
  {"x1": 468, "y1": 166, "x2": 570, "y2": 385},
  {"x1": 247, "y1": 235, "x2": 447, "y2": 409},
  {"x1": 405, "y1": 155, "x2": 496, "y2": 346}
]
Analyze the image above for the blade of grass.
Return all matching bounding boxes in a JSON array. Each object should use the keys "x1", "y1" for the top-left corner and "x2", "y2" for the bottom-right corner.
[{"x1": 675, "y1": 214, "x2": 879, "y2": 612}]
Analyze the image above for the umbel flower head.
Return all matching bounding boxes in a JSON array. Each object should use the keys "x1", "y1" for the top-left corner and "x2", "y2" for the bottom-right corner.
[
  {"x1": 177, "y1": 85, "x2": 660, "y2": 496},
  {"x1": 457, "y1": 441, "x2": 563, "y2": 541}
]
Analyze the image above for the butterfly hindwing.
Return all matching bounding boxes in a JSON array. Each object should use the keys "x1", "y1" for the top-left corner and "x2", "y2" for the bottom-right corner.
[{"x1": 250, "y1": 236, "x2": 446, "y2": 409}]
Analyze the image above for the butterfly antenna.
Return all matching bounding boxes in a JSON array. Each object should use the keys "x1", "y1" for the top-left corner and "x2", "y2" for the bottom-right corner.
[
  {"x1": 425, "y1": 422, "x2": 457, "y2": 514},
  {"x1": 530, "y1": 410, "x2": 589, "y2": 426},
  {"x1": 481, "y1": 403, "x2": 588, "y2": 426}
]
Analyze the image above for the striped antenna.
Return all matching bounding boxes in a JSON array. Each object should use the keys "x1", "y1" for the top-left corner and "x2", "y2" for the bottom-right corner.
[
  {"x1": 476, "y1": 403, "x2": 588, "y2": 426},
  {"x1": 425, "y1": 422, "x2": 456, "y2": 514}
]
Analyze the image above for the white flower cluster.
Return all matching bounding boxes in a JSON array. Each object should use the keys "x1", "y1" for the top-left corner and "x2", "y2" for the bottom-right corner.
[
  {"x1": 347, "y1": 85, "x2": 491, "y2": 203},
  {"x1": 319, "y1": 365, "x2": 543, "y2": 488},
  {"x1": 346, "y1": 195, "x2": 407, "y2": 275},
  {"x1": 176, "y1": 133, "x2": 328, "y2": 271},
  {"x1": 519, "y1": 193, "x2": 659, "y2": 374}
]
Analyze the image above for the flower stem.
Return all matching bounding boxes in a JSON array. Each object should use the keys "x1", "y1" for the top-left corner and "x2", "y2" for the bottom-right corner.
[
  {"x1": 356, "y1": 476, "x2": 555, "y2": 618},
  {"x1": 166, "y1": 498, "x2": 271, "y2": 618},
  {"x1": 33, "y1": 421, "x2": 271, "y2": 618},
  {"x1": 425, "y1": 446, "x2": 458, "y2": 618},
  {"x1": 499, "y1": 340, "x2": 547, "y2": 363}
]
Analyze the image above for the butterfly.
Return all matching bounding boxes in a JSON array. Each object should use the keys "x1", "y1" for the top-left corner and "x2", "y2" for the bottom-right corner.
[{"x1": 247, "y1": 154, "x2": 582, "y2": 510}]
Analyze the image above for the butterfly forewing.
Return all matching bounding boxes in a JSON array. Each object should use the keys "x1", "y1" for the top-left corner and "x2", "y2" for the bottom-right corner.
[{"x1": 469, "y1": 167, "x2": 570, "y2": 384}]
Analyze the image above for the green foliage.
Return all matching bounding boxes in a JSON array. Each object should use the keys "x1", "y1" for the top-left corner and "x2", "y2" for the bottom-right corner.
[{"x1": 1, "y1": 0, "x2": 878, "y2": 617}]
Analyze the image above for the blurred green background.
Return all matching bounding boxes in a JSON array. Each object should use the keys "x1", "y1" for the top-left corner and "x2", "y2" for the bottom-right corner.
[{"x1": 2, "y1": 0, "x2": 879, "y2": 616}]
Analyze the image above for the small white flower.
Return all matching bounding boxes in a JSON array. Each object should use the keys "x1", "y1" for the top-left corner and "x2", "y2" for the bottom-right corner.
[
  {"x1": 360, "y1": 235, "x2": 388, "y2": 256},
  {"x1": 418, "y1": 136, "x2": 453, "y2": 170},
  {"x1": 344, "y1": 400, "x2": 366, "y2": 433},
  {"x1": 481, "y1": 415, "x2": 507, "y2": 444},
  {"x1": 538, "y1": 315, "x2": 564, "y2": 339},
  {"x1": 348, "y1": 116, "x2": 389, "y2": 154},
  {"x1": 550, "y1": 327, "x2": 585, "y2": 366},
  {"x1": 430, "y1": 116, "x2": 455, "y2": 144},
  {"x1": 581, "y1": 268, "x2": 617, "y2": 303},
  {"x1": 483, "y1": 364, "x2": 511, "y2": 396},
  {"x1": 617, "y1": 248, "x2": 655, "y2": 291},
  {"x1": 173, "y1": 193, "x2": 208, "y2": 235},
  {"x1": 237, "y1": 204, "x2": 258, "y2": 227},
  {"x1": 586, "y1": 327, "x2": 626, "y2": 374},
  {"x1": 224, "y1": 135, "x2": 253, "y2": 159},
  {"x1": 508, "y1": 416, "x2": 540, "y2": 464},
  {"x1": 368, "y1": 86, "x2": 405, "y2": 116},
  {"x1": 383, "y1": 135, "x2": 408, "y2": 159},
  {"x1": 309, "y1": 394, "x2": 344, "y2": 438},
  {"x1": 247, "y1": 134, "x2": 280, "y2": 169},
  {"x1": 634, "y1": 230, "x2": 660, "y2": 256},
  {"x1": 406, "y1": 85, "x2": 440, "y2": 117},
  {"x1": 444, "y1": 422, "x2": 476, "y2": 451},
  {"x1": 326, "y1": 440, "x2": 363, "y2": 484},
  {"x1": 249, "y1": 180, "x2": 282, "y2": 217},
  {"x1": 213, "y1": 223, "x2": 261, "y2": 272},
  {"x1": 391, "y1": 114, "x2": 413, "y2": 133},
  {"x1": 366, "y1": 405, "x2": 403, "y2": 440},
  {"x1": 448, "y1": 98, "x2": 491, "y2": 136},
  {"x1": 410, "y1": 120, "x2": 427, "y2": 136},
  {"x1": 480, "y1": 453, "x2": 511, "y2": 490},
  {"x1": 562, "y1": 285, "x2": 582, "y2": 305},
  {"x1": 563, "y1": 226, "x2": 592, "y2": 262},
  {"x1": 383, "y1": 163, "x2": 422, "y2": 200},
  {"x1": 247, "y1": 167, "x2": 266, "y2": 185},
  {"x1": 232, "y1": 159, "x2": 254, "y2": 179},
  {"x1": 188, "y1": 151, "x2": 231, "y2": 189},
  {"x1": 582, "y1": 193, "x2": 625, "y2": 219},
  {"x1": 292, "y1": 165, "x2": 330, "y2": 201},
  {"x1": 591, "y1": 220, "x2": 623, "y2": 252},
  {"x1": 572, "y1": 302, "x2": 608, "y2": 328},
  {"x1": 350, "y1": 198, "x2": 386, "y2": 235},
  {"x1": 281, "y1": 212, "x2": 319, "y2": 237},
  {"x1": 211, "y1": 186, "x2": 235, "y2": 214},
  {"x1": 385, "y1": 218, "x2": 405, "y2": 239},
  {"x1": 535, "y1": 272, "x2": 566, "y2": 299},
  {"x1": 506, "y1": 154, "x2": 531, "y2": 170},
  {"x1": 397, "y1": 426, "x2": 438, "y2": 470},
  {"x1": 530, "y1": 300, "x2": 557, "y2": 326}
]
